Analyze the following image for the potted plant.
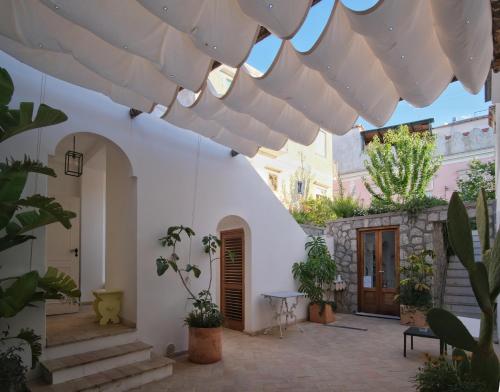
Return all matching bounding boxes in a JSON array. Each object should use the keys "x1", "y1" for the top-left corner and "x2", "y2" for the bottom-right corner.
[
  {"x1": 396, "y1": 249, "x2": 434, "y2": 327},
  {"x1": 155, "y1": 226, "x2": 223, "y2": 364},
  {"x1": 292, "y1": 236, "x2": 337, "y2": 324}
]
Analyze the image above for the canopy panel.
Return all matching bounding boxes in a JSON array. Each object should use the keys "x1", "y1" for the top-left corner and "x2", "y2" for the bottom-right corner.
[{"x1": 0, "y1": 0, "x2": 492, "y2": 156}]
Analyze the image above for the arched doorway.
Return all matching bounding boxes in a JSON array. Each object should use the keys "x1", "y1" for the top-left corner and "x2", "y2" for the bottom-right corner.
[
  {"x1": 45, "y1": 132, "x2": 137, "y2": 345},
  {"x1": 216, "y1": 216, "x2": 251, "y2": 332}
]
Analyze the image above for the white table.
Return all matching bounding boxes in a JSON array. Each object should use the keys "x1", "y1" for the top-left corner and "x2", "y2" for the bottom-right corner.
[{"x1": 261, "y1": 291, "x2": 305, "y2": 338}]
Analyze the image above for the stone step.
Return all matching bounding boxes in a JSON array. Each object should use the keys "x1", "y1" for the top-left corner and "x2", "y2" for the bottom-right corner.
[
  {"x1": 447, "y1": 304, "x2": 482, "y2": 316},
  {"x1": 446, "y1": 269, "x2": 469, "y2": 278},
  {"x1": 444, "y1": 286, "x2": 474, "y2": 296},
  {"x1": 41, "y1": 341, "x2": 152, "y2": 384},
  {"x1": 444, "y1": 295, "x2": 478, "y2": 306},
  {"x1": 445, "y1": 277, "x2": 471, "y2": 287},
  {"x1": 447, "y1": 262, "x2": 466, "y2": 271},
  {"x1": 29, "y1": 356, "x2": 174, "y2": 392},
  {"x1": 43, "y1": 328, "x2": 138, "y2": 361}
]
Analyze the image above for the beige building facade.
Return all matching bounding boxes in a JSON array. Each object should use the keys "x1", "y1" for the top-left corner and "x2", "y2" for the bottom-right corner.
[{"x1": 209, "y1": 65, "x2": 335, "y2": 209}]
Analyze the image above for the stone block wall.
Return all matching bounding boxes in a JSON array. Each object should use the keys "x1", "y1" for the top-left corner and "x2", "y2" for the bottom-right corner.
[
  {"x1": 326, "y1": 201, "x2": 495, "y2": 313},
  {"x1": 300, "y1": 224, "x2": 325, "y2": 236}
]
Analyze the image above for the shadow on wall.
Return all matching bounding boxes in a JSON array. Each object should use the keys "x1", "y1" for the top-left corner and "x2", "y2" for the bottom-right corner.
[
  {"x1": 216, "y1": 215, "x2": 251, "y2": 332},
  {"x1": 47, "y1": 132, "x2": 137, "y2": 324}
]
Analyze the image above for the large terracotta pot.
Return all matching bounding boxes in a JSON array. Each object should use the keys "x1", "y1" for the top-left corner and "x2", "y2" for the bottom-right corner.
[
  {"x1": 400, "y1": 305, "x2": 428, "y2": 328},
  {"x1": 309, "y1": 303, "x2": 335, "y2": 324},
  {"x1": 188, "y1": 327, "x2": 222, "y2": 364}
]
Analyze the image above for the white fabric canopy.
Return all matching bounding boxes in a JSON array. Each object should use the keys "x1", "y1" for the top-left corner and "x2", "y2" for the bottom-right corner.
[{"x1": 0, "y1": 0, "x2": 492, "y2": 156}]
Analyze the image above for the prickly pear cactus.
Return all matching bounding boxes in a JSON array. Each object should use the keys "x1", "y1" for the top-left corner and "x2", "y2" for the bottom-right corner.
[{"x1": 427, "y1": 189, "x2": 499, "y2": 391}]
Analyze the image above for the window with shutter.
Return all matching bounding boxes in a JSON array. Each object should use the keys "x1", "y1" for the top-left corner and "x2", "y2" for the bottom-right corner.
[{"x1": 220, "y1": 229, "x2": 245, "y2": 331}]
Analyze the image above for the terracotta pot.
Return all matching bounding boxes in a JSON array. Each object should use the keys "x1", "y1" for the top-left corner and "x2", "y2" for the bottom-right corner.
[
  {"x1": 309, "y1": 303, "x2": 335, "y2": 324},
  {"x1": 188, "y1": 327, "x2": 222, "y2": 364},
  {"x1": 400, "y1": 305, "x2": 428, "y2": 328}
]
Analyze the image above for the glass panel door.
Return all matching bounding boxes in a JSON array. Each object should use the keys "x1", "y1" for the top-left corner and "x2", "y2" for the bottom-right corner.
[
  {"x1": 381, "y1": 231, "x2": 396, "y2": 289},
  {"x1": 362, "y1": 232, "x2": 376, "y2": 289}
]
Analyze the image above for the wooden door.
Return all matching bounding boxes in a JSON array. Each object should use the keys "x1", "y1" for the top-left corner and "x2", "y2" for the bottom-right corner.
[
  {"x1": 220, "y1": 229, "x2": 244, "y2": 331},
  {"x1": 46, "y1": 196, "x2": 80, "y2": 315},
  {"x1": 358, "y1": 227, "x2": 399, "y2": 316}
]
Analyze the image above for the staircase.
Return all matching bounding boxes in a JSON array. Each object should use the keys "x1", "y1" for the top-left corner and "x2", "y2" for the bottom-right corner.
[
  {"x1": 29, "y1": 327, "x2": 174, "y2": 392},
  {"x1": 443, "y1": 231, "x2": 482, "y2": 318}
]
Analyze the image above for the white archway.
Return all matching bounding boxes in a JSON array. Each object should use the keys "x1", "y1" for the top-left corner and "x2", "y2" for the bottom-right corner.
[{"x1": 48, "y1": 132, "x2": 137, "y2": 325}]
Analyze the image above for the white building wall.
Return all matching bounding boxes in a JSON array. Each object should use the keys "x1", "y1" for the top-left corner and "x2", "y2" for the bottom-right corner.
[
  {"x1": 0, "y1": 52, "x2": 308, "y2": 356},
  {"x1": 80, "y1": 147, "x2": 106, "y2": 303}
]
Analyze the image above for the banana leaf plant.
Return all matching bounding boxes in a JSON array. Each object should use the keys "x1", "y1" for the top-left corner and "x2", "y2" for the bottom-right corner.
[
  {"x1": 427, "y1": 190, "x2": 499, "y2": 391},
  {"x1": 0, "y1": 67, "x2": 80, "y2": 370}
]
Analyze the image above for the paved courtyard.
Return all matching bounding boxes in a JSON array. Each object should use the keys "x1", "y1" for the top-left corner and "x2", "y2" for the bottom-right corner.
[{"x1": 132, "y1": 314, "x2": 445, "y2": 392}]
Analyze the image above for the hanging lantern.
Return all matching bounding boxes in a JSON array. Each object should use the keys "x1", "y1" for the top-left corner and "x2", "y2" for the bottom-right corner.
[{"x1": 64, "y1": 136, "x2": 83, "y2": 177}]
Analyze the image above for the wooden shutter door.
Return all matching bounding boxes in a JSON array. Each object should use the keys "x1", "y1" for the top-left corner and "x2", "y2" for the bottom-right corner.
[{"x1": 220, "y1": 229, "x2": 244, "y2": 331}]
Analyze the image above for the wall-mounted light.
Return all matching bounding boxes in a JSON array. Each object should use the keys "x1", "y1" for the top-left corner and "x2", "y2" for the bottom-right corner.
[{"x1": 64, "y1": 136, "x2": 83, "y2": 177}]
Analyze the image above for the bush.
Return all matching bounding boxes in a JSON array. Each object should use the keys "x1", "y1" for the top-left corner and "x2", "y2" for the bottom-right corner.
[
  {"x1": 396, "y1": 250, "x2": 434, "y2": 309},
  {"x1": 330, "y1": 195, "x2": 365, "y2": 218},
  {"x1": 414, "y1": 355, "x2": 487, "y2": 392},
  {"x1": 364, "y1": 125, "x2": 441, "y2": 205},
  {"x1": 457, "y1": 160, "x2": 495, "y2": 202},
  {"x1": 290, "y1": 196, "x2": 365, "y2": 227},
  {"x1": 366, "y1": 196, "x2": 447, "y2": 217},
  {"x1": 292, "y1": 236, "x2": 337, "y2": 311}
]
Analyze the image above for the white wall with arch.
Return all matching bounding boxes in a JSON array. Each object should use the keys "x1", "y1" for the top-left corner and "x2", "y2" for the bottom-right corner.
[{"x1": 0, "y1": 51, "x2": 308, "y2": 356}]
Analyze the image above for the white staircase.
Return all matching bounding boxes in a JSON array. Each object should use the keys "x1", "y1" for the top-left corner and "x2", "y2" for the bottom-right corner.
[
  {"x1": 30, "y1": 330, "x2": 174, "y2": 391},
  {"x1": 443, "y1": 231, "x2": 482, "y2": 318}
]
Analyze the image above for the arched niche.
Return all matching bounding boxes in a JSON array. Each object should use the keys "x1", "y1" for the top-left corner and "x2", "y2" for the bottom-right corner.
[{"x1": 48, "y1": 132, "x2": 137, "y2": 325}]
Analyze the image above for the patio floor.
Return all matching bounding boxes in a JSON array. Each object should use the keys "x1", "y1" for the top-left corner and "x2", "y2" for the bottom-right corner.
[{"x1": 131, "y1": 313, "x2": 451, "y2": 392}]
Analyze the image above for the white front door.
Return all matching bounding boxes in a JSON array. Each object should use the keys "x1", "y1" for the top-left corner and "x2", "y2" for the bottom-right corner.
[{"x1": 46, "y1": 196, "x2": 80, "y2": 315}]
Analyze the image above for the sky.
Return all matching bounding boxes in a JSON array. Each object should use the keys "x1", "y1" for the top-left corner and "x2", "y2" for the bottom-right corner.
[{"x1": 245, "y1": 0, "x2": 490, "y2": 130}]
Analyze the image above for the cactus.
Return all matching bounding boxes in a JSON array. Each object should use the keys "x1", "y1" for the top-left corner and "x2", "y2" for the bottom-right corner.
[{"x1": 427, "y1": 190, "x2": 499, "y2": 391}]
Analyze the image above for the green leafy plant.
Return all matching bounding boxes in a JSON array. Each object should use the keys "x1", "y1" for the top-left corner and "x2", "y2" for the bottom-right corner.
[
  {"x1": 427, "y1": 190, "x2": 500, "y2": 391},
  {"x1": 156, "y1": 226, "x2": 223, "y2": 328},
  {"x1": 457, "y1": 160, "x2": 495, "y2": 202},
  {"x1": 395, "y1": 250, "x2": 434, "y2": 309},
  {"x1": 292, "y1": 236, "x2": 337, "y2": 312},
  {"x1": 363, "y1": 125, "x2": 441, "y2": 207},
  {"x1": 414, "y1": 351, "x2": 487, "y2": 392},
  {"x1": 366, "y1": 195, "x2": 447, "y2": 217},
  {"x1": 0, "y1": 67, "x2": 80, "y2": 385}
]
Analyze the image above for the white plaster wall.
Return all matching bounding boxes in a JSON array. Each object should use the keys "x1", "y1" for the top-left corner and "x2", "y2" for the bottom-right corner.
[
  {"x1": 80, "y1": 147, "x2": 106, "y2": 302},
  {"x1": 0, "y1": 52, "x2": 308, "y2": 355},
  {"x1": 105, "y1": 143, "x2": 137, "y2": 324}
]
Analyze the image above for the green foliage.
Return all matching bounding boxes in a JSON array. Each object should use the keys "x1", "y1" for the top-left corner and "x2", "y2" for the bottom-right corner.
[
  {"x1": 0, "y1": 267, "x2": 80, "y2": 318},
  {"x1": 0, "y1": 346, "x2": 28, "y2": 392},
  {"x1": 0, "y1": 67, "x2": 79, "y2": 373},
  {"x1": 290, "y1": 196, "x2": 364, "y2": 227},
  {"x1": 0, "y1": 327, "x2": 41, "y2": 390},
  {"x1": 427, "y1": 190, "x2": 500, "y2": 391},
  {"x1": 414, "y1": 354, "x2": 487, "y2": 392},
  {"x1": 184, "y1": 290, "x2": 223, "y2": 328},
  {"x1": 0, "y1": 67, "x2": 67, "y2": 144},
  {"x1": 457, "y1": 160, "x2": 495, "y2": 202},
  {"x1": 156, "y1": 226, "x2": 223, "y2": 328},
  {"x1": 283, "y1": 159, "x2": 314, "y2": 211},
  {"x1": 396, "y1": 250, "x2": 434, "y2": 309},
  {"x1": 366, "y1": 195, "x2": 447, "y2": 217},
  {"x1": 363, "y1": 125, "x2": 441, "y2": 206},
  {"x1": 292, "y1": 236, "x2": 337, "y2": 308}
]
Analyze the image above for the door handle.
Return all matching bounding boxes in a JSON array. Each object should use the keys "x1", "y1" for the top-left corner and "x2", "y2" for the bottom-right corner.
[
  {"x1": 379, "y1": 270, "x2": 384, "y2": 273},
  {"x1": 71, "y1": 248, "x2": 78, "y2": 257}
]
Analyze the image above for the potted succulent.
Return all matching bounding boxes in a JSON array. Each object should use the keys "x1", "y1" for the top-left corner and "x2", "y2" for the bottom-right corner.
[
  {"x1": 396, "y1": 249, "x2": 434, "y2": 327},
  {"x1": 292, "y1": 236, "x2": 337, "y2": 324},
  {"x1": 155, "y1": 226, "x2": 223, "y2": 364}
]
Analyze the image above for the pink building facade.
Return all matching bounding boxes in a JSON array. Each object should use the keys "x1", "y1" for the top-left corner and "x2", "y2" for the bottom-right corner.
[{"x1": 333, "y1": 116, "x2": 494, "y2": 205}]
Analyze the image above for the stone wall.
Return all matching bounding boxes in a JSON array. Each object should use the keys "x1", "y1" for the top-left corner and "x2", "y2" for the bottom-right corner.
[
  {"x1": 326, "y1": 201, "x2": 495, "y2": 313},
  {"x1": 300, "y1": 224, "x2": 325, "y2": 236}
]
